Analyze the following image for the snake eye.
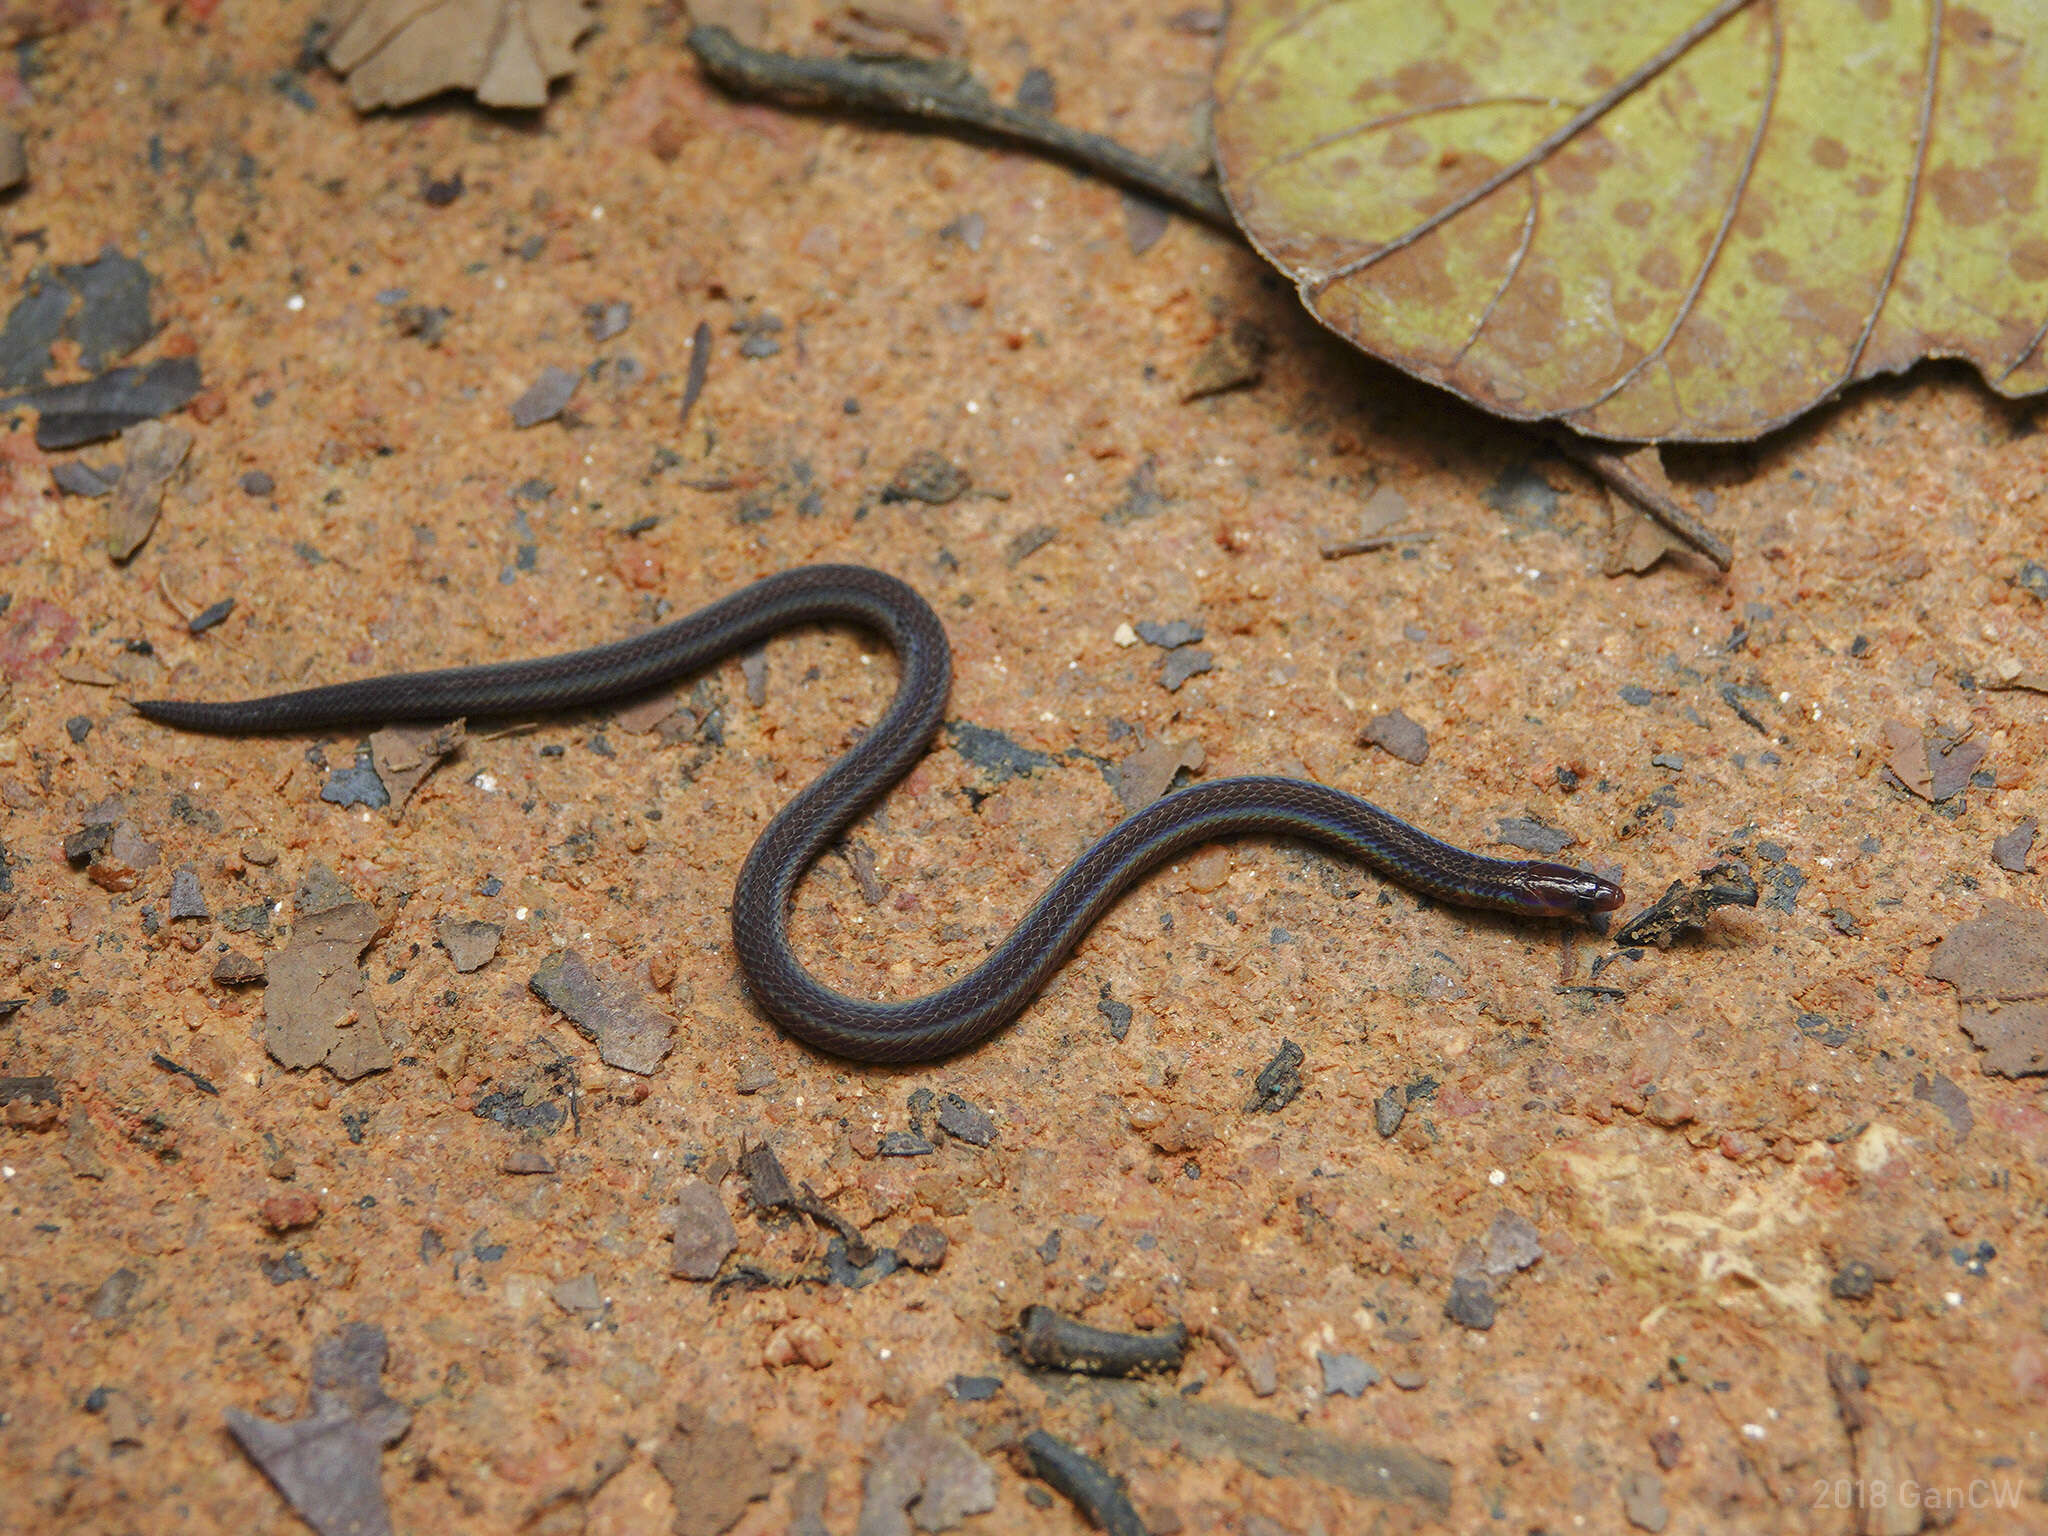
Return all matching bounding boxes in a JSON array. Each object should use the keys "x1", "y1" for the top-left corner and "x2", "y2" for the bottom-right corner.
[{"x1": 1516, "y1": 863, "x2": 1625, "y2": 916}]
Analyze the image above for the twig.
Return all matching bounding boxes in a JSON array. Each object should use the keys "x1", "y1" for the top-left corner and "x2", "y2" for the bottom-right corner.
[
  {"x1": 686, "y1": 26, "x2": 1234, "y2": 230},
  {"x1": 678, "y1": 319, "x2": 711, "y2": 429},
  {"x1": 1549, "y1": 433, "x2": 1733, "y2": 571},
  {"x1": 1318, "y1": 529, "x2": 1437, "y2": 559},
  {"x1": 1021, "y1": 1431, "x2": 1147, "y2": 1536}
]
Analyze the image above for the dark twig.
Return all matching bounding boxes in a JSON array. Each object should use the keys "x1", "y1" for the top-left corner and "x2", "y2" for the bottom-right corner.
[
  {"x1": 1549, "y1": 433, "x2": 1734, "y2": 571},
  {"x1": 686, "y1": 26, "x2": 1234, "y2": 230},
  {"x1": 678, "y1": 320, "x2": 711, "y2": 429},
  {"x1": 1015, "y1": 1305, "x2": 1189, "y2": 1378},
  {"x1": 1318, "y1": 529, "x2": 1437, "y2": 559},
  {"x1": 1021, "y1": 1431, "x2": 1147, "y2": 1536}
]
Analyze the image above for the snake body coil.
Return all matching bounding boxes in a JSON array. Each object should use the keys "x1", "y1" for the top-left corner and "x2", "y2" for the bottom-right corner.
[{"x1": 137, "y1": 565, "x2": 1623, "y2": 1062}]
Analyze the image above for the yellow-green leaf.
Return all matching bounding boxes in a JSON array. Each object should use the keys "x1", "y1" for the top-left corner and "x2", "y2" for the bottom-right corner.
[{"x1": 1214, "y1": 0, "x2": 2048, "y2": 442}]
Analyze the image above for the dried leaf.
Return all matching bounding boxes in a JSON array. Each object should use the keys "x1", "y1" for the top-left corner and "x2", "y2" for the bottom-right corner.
[
  {"x1": 1113, "y1": 738, "x2": 1205, "y2": 813},
  {"x1": 264, "y1": 901, "x2": 395, "y2": 1080},
  {"x1": 528, "y1": 948, "x2": 676, "y2": 1074},
  {"x1": 651, "y1": 1405, "x2": 794, "y2": 1536},
  {"x1": 226, "y1": 1323, "x2": 411, "y2": 1536},
  {"x1": 105, "y1": 420, "x2": 191, "y2": 562},
  {"x1": 323, "y1": 0, "x2": 596, "y2": 111},
  {"x1": 1215, "y1": 1, "x2": 2048, "y2": 442},
  {"x1": 368, "y1": 718, "x2": 463, "y2": 822},
  {"x1": 1925, "y1": 899, "x2": 2048, "y2": 1077}
]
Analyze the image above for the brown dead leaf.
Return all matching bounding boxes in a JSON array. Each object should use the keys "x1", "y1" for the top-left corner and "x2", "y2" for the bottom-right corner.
[
  {"x1": 1925, "y1": 899, "x2": 2048, "y2": 1077},
  {"x1": 265, "y1": 902, "x2": 395, "y2": 1080},
  {"x1": 226, "y1": 1323, "x2": 411, "y2": 1536},
  {"x1": 1591, "y1": 446, "x2": 1693, "y2": 574},
  {"x1": 528, "y1": 948, "x2": 676, "y2": 1075},
  {"x1": 367, "y1": 718, "x2": 463, "y2": 822},
  {"x1": 323, "y1": 0, "x2": 596, "y2": 111},
  {"x1": 651, "y1": 1405, "x2": 795, "y2": 1536},
  {"x1": 1114, "y1": 738, "x2": 1205, "y2": 813},
  {"x1": 106, "y1": 421, "x2": 191, "y2": 562}
]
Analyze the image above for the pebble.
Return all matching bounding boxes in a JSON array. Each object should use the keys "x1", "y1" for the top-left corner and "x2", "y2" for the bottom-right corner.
[
  {"x1": 259, "y1": 1192, "x2": 320, "y2": 1232},
  {"x1": 898, "y1": 1223, "x2": 948, "y2": 1271},
  {"x1": 935, "y1": 1091, "x2": 996, "y2": 1145},
  {"x1": 670, "y1": 1179, "x2": 737, "y2": 1280},
  {"x1": 1444, "y1": 1275, "x2": 1497, "y2": 1330},
  {"x1": 1374, "y1": 1086, "x2": 1407, "y2": 1138},
  {"x1": 509, "y1": 365, "x2": 578, "y2": 428},
  {"x1": 1317, "y1": 1351, "x2": 1380, "y2": 1397}
]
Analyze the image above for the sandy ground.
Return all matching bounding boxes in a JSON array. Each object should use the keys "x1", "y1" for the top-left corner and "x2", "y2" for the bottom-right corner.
[{"x1": 1, "y1": 3, "x2": 2045, "y2": 1534}]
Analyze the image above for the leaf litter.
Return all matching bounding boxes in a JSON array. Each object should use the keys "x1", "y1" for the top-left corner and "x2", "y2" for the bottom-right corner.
[{"x1": 1215, "y1": 0, "x2": 2048, "y2": 441}]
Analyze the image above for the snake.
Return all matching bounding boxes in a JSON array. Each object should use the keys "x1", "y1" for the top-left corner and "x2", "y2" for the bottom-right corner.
[{"x1": 135, "y1": 564, "x2": 1624, "y2": 1062}]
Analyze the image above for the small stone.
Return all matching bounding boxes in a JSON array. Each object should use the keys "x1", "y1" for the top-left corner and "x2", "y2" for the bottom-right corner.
[
  {"x1": 436, "y1": 917, "x2": 501, "y2": 973},
  {"x1": 1159, "y1": 647, "x2": 1213, "y2": 692},
  {"x1": 935, "y1": 1091, "x2": 996, "y2": 1145},
  {"x1": 1247, "y1": 1038, "x2": 1305, "y2": 1113},
  {"x1": 1361, "y1": 709, "x2": 1429, "y2": 766},
  {"x1": 550, "y1": 1273, "x2": 604, "y2": 1313},
  {"x1": 63, "y1": 823, "x2": 113, "y2": 864},
  {"x1": 1389, "y1": 1369, "x2": 1426, "y2": 1391},
  {"x1": 938, "y1": 211, "x2": 987, "y2": 250},
  {"x1": 735, "y1": 1064, "x2": 778, "y2": 1095},
  {"x1": 88, "y1": 1267, "x2": 141, "y2": 1320},
  {"x1": 1830, "y1": 1260, "x2": 1876, "y2": 1301},
  {"x1": 53, "y1": 460, "x2": 116, "y2": 497},
  {"x1": 1482, "y1": 1211, "x2": 1543, "y2": 1275},
  {"x1": 259, "y1": 1192, "x2": 321, "y2": 1232},
  {"x1": 762, "y1": 1318, "x2": 836, "y2": 1370},
  {"x1": 1318, "y1": 1351, "x2": 1380, "y2": 1397},
  {"x1": 585, "y1": 299, "x2": 631, "y2": 342},
  {"x1": 189, "y1": 598, "x2": 235, "y2": 635},
  {"x1": 1648, "y1": 1428, "x2": 1682, "y2": 1470},
  {"x1": 509, "y1": 364, "x2": 578, "y2": 428},
  {"x1": 1993, "y1": 817, "x2": 2037, "y2": 874},
  {"x1": 1146, "y1": 1112, "x2": 1216, "y2": 1155},
  {"x1": 878, "y1": 1131, "x2": 935, "y2": 1156},
  {"x1": 502, "y1": 1147, "x2": 554, "y2": 1175},
  {"x1": 898, "y1": 1223, "x2": 948, "y2": 1270},
  {"x1": 1242, "y1": 1348, "x2": 1278, "y2": 1397},
  {"x1": 1014, "y1": 67, "x2": 1055, "y2": 112},
  {"x1": 240, "y1": 470, "x2": 275, "y2": 497},
  {"x1": 1098, "y1": 992, "x2": 1133, "y2": 1040},
  {"x1": 670, "y1": 1179, "x2": 737, "y2": 1280},
  {"x1": 1135, "y1": 618, "x2": 1204, "y2": 649},
  {"x1": 1445, "y1": 1275, "x2": 1497, "y2": 1330},
  {"x1": 212, "y1": 951, "x2": 265, "y2": 986},
  {"x1": 1620, "y1": 1470, "x2": 1669, "y2": 1533},
  {"x1": 1112, "y1": 622, "x2": 1138, "y2": 647},
  {"x1": 1374, "y1": 1085, "x2": 1406, "y2": 1138},
  {"x1": 241, "y1": 839, "x2": 279, "y2": 866},
  {"x1": 882, "y1": 448, "x2": 970, "y2": 505},
  {"x1": 168, "y1": 865, "x2": 209, "y2": 921}
]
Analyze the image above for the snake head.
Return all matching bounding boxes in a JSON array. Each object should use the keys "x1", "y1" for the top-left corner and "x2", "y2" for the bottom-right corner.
[{"x1": 1513, "y1": 863, "x2": 1625, "y2": 917}]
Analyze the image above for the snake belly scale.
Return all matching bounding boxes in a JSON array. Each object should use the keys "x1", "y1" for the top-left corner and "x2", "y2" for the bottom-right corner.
[{"x1": 135, "y1": 564, "x2": 1623, "y2": 1062}]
